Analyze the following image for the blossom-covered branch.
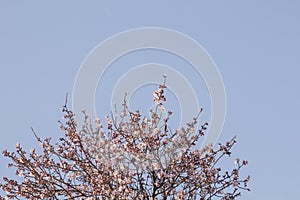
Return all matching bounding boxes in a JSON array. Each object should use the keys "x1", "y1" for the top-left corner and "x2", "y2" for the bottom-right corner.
[{"x1": 0, "y1": 78, "x2": 250, "y2": 199}]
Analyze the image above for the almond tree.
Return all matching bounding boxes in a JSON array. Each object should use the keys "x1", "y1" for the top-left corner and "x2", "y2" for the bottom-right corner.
[{"x1": 0, "y1": 78, "x2": 250, "y2": 199}]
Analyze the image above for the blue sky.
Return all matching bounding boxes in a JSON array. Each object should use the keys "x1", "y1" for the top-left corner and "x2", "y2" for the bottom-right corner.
[{"x1": 0, "y1": 1, "x2": 300, "y2": 199}]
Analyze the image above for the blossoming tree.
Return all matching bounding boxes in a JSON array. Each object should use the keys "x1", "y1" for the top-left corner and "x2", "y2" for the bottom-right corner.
[{"x1": 0, "y1": 78, "x2": 250, "y2": 199}]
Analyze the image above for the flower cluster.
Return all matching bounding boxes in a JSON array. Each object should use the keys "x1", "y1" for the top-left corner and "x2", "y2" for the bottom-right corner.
[{"x1": 0, "y1": 78, "x2": 250, "y2": 199}]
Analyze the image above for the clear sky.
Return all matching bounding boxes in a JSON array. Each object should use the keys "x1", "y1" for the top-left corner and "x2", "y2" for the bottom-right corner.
[{"x1": 1, "y1": 1, "x2": 300, "y2": 199}]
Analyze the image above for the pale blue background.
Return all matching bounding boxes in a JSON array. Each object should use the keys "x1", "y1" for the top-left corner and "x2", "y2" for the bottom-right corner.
[{"x1": 1, "y1": 1, "x2": 299, "y2": 199}]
